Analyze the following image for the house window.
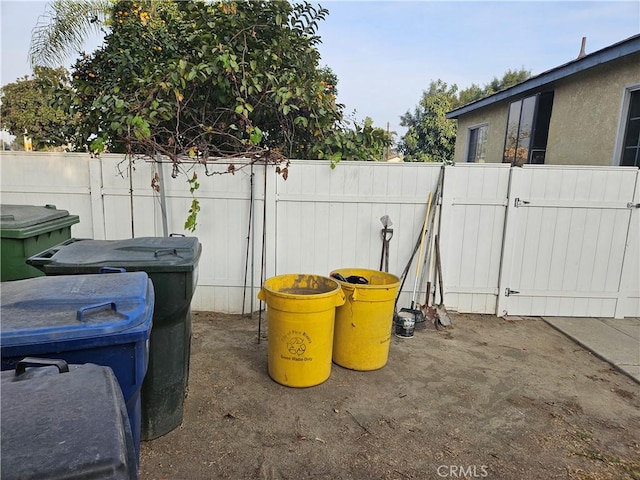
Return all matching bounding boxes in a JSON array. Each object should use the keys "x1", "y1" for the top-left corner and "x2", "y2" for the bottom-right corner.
[
  {"x1": 620, "y1": 89, "x2": 640, "y2": 167},
  {"x1": 466, "y1": 124, "x2": 488, "y2": 162},
  {"x1": 502, "y1": 92, "x2": 554, "y2": 165}
]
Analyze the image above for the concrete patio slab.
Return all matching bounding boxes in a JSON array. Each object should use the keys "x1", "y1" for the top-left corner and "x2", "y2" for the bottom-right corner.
[
  {"x1": 601, "y1": 318, "x2": 640, "y2": 338},
  {"x1": 542, "y1": 316, "x2": 640, "y2": 384}
]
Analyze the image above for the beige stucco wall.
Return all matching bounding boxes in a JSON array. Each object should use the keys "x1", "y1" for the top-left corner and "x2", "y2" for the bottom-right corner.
[
  {"x1": 453, "y1": 103, "x2": 507, "y2": 163},
  {"x1": 453, "y1": 52, "x2": 640, "y2": 166},
  {"x1": 546, "y1": 54, "x2": 640, "y2": 165}
]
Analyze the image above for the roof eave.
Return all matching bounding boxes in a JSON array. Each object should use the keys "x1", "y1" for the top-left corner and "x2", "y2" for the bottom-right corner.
[{"x1": 445, "y1": 34, "x2": 640, "y2": 119}]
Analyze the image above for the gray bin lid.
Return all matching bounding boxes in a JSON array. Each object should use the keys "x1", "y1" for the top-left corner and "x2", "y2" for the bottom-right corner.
[
  {"x1": 1, "y1": 362, "x2": 136, "y2": 479},
  {"x1": 1, "y1": 204, "x2": 70, "y2": 229},
  {"x1": 1, "y1": 204, "x2": 79, "y2": 239},
  {"x1": 31, "y1": 236, "x2": 201, "y2": 273}
]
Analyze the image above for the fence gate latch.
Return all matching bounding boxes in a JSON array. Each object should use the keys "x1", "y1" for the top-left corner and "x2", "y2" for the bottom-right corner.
[
  {"x1": 627, "y1": 202, "x2": 640, "y2": 209},
  {"x1": 514, "y1": 198, "x2": 530, "y2": 208},
  {"x1": 505, "y1": 288, "x2": 520, "y2": 297}
]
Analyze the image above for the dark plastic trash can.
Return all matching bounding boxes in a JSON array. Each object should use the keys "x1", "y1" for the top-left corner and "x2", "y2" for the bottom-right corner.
[
  {"x1": 0, "y1": 271, "x2": 154, "y2": 460},
  {"x1": 1, "y1": 358, "x2": 137, "y2": 480},
  {"x1": 0, "y1": 204, "x2": 79, "y2": 281},
  {"x1": 27, "y1": 236, "x2": 201, "y2": 440}
]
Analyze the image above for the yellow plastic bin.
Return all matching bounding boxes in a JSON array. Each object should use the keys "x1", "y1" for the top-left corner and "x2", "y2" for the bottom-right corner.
[
  {"x1": 330, "y1": 268, "x2": 400, "y2": 371},
  {"x1": 258, "y1": 274, "x2": 345, "y2": 387}
]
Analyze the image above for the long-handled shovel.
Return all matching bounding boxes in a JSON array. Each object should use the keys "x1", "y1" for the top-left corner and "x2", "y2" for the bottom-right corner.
[
  {"x1": 399, "y1": 192, "x2": 433, "y2": 327},
  {"x1": 379, "y1": 215, "x2": 393, "y2": 273},
  {"x1": 434, "y1": 234, "x2": 452, "y2": 327}
]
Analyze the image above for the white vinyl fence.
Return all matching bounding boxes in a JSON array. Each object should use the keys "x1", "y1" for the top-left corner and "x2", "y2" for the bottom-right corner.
[
  {"x1": 1, "y1": 152, "x2": 638, "y2": 318},
  {"x1": 498, "y1": 166, "x2": 639, "y2": 318}
]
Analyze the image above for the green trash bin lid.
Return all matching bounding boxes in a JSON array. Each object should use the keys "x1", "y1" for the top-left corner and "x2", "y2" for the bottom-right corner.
[
  {"x1": 29, "y1": 236, "x2": 201, "y2": 273},
  {"x1": 0, "y1": 204, "x2": 79, "y2": 239}
]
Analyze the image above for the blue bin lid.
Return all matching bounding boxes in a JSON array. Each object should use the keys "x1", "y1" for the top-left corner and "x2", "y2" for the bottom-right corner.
[
  {"x1": 0, "y1": 272, "x2": 154, "y2": 349},
  {"x1": 29, "y1": 236, "x2": 201, "y2": 273}
]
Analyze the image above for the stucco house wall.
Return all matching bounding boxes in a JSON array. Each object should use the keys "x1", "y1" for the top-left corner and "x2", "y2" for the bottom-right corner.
[
  {"x1": 448, "y1": 36, "x2": 640, "y2": 167},
  {"x1": 545, "y1": 53, "x2": 640, "y2": 166},
  {"x1": 452, "y1": 103, "x2": 506, "y2": 163}
]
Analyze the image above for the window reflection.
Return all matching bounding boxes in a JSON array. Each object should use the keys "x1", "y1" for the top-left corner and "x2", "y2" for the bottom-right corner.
[{"x1": 503, "y1": 92, "x2": 553, "y2": 165}]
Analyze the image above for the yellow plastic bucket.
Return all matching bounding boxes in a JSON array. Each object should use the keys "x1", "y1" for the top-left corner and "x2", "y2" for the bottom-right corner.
[
  {"x1": 258, "y1": 274, "x2": 345, "y2": 387},
  {"x1": 330, "y1": 268, "x2": 400, "y2": 371}
]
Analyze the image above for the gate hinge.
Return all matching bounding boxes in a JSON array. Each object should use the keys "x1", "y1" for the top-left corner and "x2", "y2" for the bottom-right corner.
[
  {"x1": 505, "y1": 288, "x2": 520, "y2": 297},
  {"x1": 627, "y1": 202, "x2": 640, "y2": 209},
  {"x1": 514, "y1": 198, "x2": 530, "y2": 208}
]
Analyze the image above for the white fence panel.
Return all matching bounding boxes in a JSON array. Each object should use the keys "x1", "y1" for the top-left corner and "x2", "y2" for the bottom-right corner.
[
  {"x1": 0, "y1": 152, "x2": 94, "y2": 238},
  {"x1": 617, "y1": 171, "x2": 640, "y2": 317},
  {"x1": 100, "y1": 155, "x2": 161, "y2": 239},
  {"x1": 178, "y1": 161, "x2": 260, "y2": 314},
  {"x1": 2, "y1": 152, "x2": 638, "y2": 317},
  {"x1": 498, "y1": 166, "x2": 638, "y2": 318},
  {"x1": 0, "y1": 152, "x2": 260, "y2": 313},
  {"x1": 439, "y1": 163, "x2": 511, "y2": 314},
  {"x1": 274, "y1": 161, "x2": 442, "y2": 308}
]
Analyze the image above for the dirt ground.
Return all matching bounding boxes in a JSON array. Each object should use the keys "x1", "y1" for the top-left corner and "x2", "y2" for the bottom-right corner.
[{"x1": 139, "y1": 311, "x2": 640, "y2": 480}]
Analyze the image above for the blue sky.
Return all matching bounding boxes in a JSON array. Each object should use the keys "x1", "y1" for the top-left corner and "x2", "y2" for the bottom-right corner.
[{"x1": 1, "y1": 0, "x2": 639, "y2": 139}]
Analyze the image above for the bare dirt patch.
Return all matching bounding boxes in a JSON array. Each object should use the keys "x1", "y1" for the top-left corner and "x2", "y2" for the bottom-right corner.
[{"x1": 139, "y1": 312, "x2": 640, "y2": 480}]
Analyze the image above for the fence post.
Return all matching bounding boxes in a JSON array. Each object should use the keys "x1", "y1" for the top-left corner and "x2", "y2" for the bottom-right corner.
[{"x1": 88, "y1": 156, "x2": 106, "y2": 240}]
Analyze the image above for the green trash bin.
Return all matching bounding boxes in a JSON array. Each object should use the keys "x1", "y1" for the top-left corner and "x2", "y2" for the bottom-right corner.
[
  {"x1": 0, "y1": 204, "x2": 79, "y2": 282},
  {"x1": 27, "y1": 236, "x2": 201, "y2": 440}
]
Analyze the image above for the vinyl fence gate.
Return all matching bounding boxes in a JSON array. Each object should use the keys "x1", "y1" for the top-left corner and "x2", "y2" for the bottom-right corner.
[{"x1": 439, "y1": 164, "x2": 639, "y2": 319}]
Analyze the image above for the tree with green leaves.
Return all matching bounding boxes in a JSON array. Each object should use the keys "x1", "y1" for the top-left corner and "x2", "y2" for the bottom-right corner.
[
  {"x1": 0, "y1": 67, "x2": 78, "y2": 150},
  {"x1": 319, "y1": 116, "x2": 392, "y2": 162},
  {"x1": 30, "y1": 0, "x2": 391, "y2": 231},
  {"x1": 457, "y1": 68, "x2": 531, "y2": 106},
  {"x1": 399, "y1": 68, "x2": 531, "y2": 163},
  {"x1": 399, "y1": 80, "x2": 458, "y2": 163},
  {"x1": 61, "y1": 0, "x2": 390, "y2": 166},
  {"x1": 486, "y1": 68, "x2": 531, "y2": 95}
]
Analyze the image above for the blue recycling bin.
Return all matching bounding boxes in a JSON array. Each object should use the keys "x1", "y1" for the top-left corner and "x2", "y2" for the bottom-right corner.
[{"x1": 0, "y1": 272, "x2": 154, "y2": 462}]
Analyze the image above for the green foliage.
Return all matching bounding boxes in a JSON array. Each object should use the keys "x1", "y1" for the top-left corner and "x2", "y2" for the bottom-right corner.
[
  {"x1": 310, "y1": 116, "x2": 393, "y2": 165},
  {"x1": 184, "y1": 198, "x2": 201, "y2": 233},
  {"x1": 457, "y1": 83, "x2": 486, "y2": 108},
  {"x1": 65, "y1": 0, "x2": 386, "y2": 164},
  {"x1": 457, "y1": 68, "x2": 531, "y2": 106},
  {"x1": 399, "y1": 68, "x2": 531, "y2": 163},
  {"x1": 89, "y1": 137, "x2": 106, "y2": 155},
  {"x1": 486, "y1": 68, "x2": 531, "y2": 96},
  {"x1": 0, "y1": 66, "x2": 79, "y2": 150},
  {"x1": 184, "y1": 172, "x2": 201, "y2": 232},
  {"x1": 28, "y1": 0, "x2": 393, "y2": 231},
  {"x1": 400, "y1": 80, "x2": 458, "y2": 163}
]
